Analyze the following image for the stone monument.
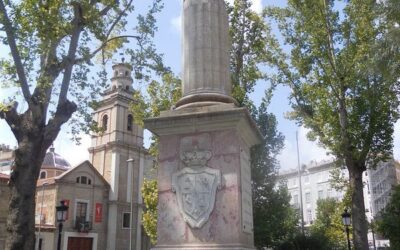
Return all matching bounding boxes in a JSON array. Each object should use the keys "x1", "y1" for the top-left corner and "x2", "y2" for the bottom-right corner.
[{"x1": 144, "y1": 0, "x2": 262, "y2": 249}]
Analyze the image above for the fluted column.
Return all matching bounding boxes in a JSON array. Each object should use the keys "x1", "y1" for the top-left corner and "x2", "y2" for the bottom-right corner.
[{"x1": 176, "y1": 0, "x2": 237, "y2": 109}]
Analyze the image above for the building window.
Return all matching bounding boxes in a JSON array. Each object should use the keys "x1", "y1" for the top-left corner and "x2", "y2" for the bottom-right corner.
[
  {"x1": 293, "y1": 194, "x2": 299, "y2": 206},
  {"x1": 327, "y1": 189, "x2": 332, "y2": 198},
  {"x1": 38, "y1": 238, "x2": 43, "y2": 250},
  {"x1": 76, "y1": 201, "x2": 88, "y2": 221},
  {"x1": 318, "y1": 190, "x2": 324, "y2": 199},
  {"x1": 304, "y1": 175, "x2": 309, "y2": 184},
  {"x1": 305, "y1": 192, "x2": 311, "y2": 203},
  {"x1": 123, "y1": 212, "x2": 131, "y2": 228},
  {"x1": 39, "y1": 171, "x2": 47, "y2": 179},
  {"x1": 102, "y1": 114, "x2": 108, "y2": 131},
  {"x1": 76, "y1": 176, "x2": 92, "y2": 185},
  {"x1": 127, "y1": 114, "x2": 133, "y2": 131},
  {"x1": 307, "y1": 209, "x2": 312, "y2": 223}
]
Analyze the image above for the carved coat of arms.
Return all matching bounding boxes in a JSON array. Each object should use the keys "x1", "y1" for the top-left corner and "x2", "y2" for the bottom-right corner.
[{"x1": 172, "y1": 147, "x2": 221, "y2": 228}]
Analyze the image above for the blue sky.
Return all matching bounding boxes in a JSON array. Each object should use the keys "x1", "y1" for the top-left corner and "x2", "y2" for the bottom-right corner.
[{"x1": 1, "y1": 0, "x2": 399, "y2": 172}]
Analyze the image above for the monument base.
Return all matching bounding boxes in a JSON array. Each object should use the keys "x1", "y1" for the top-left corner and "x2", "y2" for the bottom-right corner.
[
  {"x1": 145, "y1": 104, "x2": 261, "y2": 250},
  {"x1": 153, "y1": 244, "x2": 255, "y2": 250}
]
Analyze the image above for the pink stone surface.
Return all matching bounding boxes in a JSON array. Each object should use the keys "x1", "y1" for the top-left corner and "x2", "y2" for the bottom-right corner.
[{"x1": 156, "y1": 130, "x2": 253, "y2": 248}]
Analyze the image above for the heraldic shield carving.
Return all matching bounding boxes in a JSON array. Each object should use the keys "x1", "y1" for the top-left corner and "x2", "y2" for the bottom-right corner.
[{"x1": 172, "y1": 147, "x2": 221, "y2": 228}]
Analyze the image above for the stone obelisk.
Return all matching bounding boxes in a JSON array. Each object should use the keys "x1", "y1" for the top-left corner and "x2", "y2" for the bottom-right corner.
[{"x1": 145, "y1": 1, "x2": 261, "y2": 249}]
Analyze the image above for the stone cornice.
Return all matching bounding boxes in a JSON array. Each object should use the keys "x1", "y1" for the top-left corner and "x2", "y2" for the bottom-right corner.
[
  {"x1": 144, "y1": 104, "x2": 262, "y2": 147},
  {"x1": 88, "y1": 141, "x2": 147, "y2": 154}
]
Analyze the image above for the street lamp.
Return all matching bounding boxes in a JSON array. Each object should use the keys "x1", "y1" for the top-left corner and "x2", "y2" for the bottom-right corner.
[
  {"x1": 341, "y1": 208, "x2": 351, "y2": 250},
  {"x1": 56, "y1": 200, "x2": 69, "y2": 250}
]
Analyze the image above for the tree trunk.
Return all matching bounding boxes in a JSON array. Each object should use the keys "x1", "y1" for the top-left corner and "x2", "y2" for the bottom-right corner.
[
  {"x1": 348, "y1": 167, "x2": 369, "y2": 250},
  {"x1": 6, "y1": 136, "x2": 48, "y2": 250}
]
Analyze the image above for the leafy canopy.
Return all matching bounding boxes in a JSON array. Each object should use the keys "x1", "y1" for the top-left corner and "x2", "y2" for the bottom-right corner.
[
  {"x1": 377, "y1": 185, "x2": 400, "y2": 249},
  {"x1": 265, "y1": 0, "x2": 400, "y2": 167},
  {"x1": 142, "y1": 178, "x2": 158, "y2": 245},
  {"x1": 0, "y1": 0, "x2": 167, "y2": 141}
]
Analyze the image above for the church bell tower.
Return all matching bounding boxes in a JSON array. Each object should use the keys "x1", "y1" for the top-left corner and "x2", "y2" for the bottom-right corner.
[{"x1": 89, "y1": 62, "x2": 146, "y2": 250}]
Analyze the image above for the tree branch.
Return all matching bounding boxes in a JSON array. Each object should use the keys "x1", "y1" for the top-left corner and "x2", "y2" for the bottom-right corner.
[
  {"x1": 320, "y1": 0, "x2": 340, "y2": 80},
  {"x1": 104, "y1": 0, "x2": 133, "y2": 40},
  {"x1": 0, "y1": 0, "x2": 31, "y2": 102},
  {"x1": 0, "y1": 102, "x2": 22, "y2": 141},
  {"x1": 74, "y1": 35, "x2": 140, "y2": 64},
  {"x1": 58, "y1": 2, "x2": 85, "y2": 106},
  {"x1": 44, "y1": 100, "x2": 77, "y2": 148}
]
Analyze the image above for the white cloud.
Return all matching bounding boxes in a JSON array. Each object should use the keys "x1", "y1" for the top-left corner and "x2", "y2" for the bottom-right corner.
[
  {"x1": 278, "y1": 126, "x2": 332, "y2": 171},
  {"x1": 171, "y1": 15, "x2": 182, "y2": 33},
  {"x1": 226, "y1": 0, "x2": 263, "y2": 13}
]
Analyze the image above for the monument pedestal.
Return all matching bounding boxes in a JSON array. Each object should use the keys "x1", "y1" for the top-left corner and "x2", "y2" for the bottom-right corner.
[{"x1": 145, "y1": 104, "x2": 261, "y2": 250}]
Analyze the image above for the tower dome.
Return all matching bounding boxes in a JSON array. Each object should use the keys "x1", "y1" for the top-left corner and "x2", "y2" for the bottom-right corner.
[{"x1": 41, "y1": 146, "x2": 71, "y2": 171}]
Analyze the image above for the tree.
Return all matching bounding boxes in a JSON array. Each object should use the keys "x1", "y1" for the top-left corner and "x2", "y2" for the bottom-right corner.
[
  {"x1": 265, "y1": 1, "x2": 400, "y2": 248},
  {"x1": 310, "y1": 198, "x2": 349, "y2": 250},
  {"x1": 251, "y1": 94, "x2": 298, "y2": 249},
  {"x1": 377, "y1": 185, "x2": 400, "y2": 249},
  {"x1": 0, "y1": 0, "x2": 166, "y2": 249},
  {"x1": 228, "y1": 1, "x2": 298, "y2": 247},
  {"x1": 228, "y1": 0, "x2": 272, "y2": 107},
  {"x1": 133, "y1": 73, "x2": 181, "y2": 242},
  {"x1": 141, "y1": 178, "x2": 158, "y2": 245}
]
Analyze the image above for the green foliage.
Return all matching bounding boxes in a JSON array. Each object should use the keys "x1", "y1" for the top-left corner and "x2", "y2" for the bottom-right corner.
[
  {"x1": 141, "y1": 179, "x2": 158, "y2": 245},
  {"x1": 131, "y1": 72, "x2": 182, "y2": 126},
  {"x1": 310, "y1": 198, "x2": 349, "y2": 250},
  {"x1": 0, "y1": 0, "x2": 167, "y2": 141},
  {"x1": 227, "y1": 0, "x2": 272, "y2": 107},
  {"x1": 264, "y1": 0, "x2": 400, "y2": 247},
  {"x1": 251, "y1": 92, "x2": 298, "y2": 249},
  {"x1": 276, "y1": 233, "x2": 334, "y2": 250},
  {"x1": 130, "y1": 72, "x2": 181, "y2": 157},
  {"x1": 228, "y1": 2, "x2": 298, "y2": 246},
  {"x1": 265, "y1": 0, "x2": 400, "y2": 166},
  {"x1": 377, "y1": 185, "x2": 400, "y2": 249}
]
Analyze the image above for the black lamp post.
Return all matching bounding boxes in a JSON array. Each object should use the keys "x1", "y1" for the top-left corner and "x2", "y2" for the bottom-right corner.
[
  {"x1": 56, "y1": 200, "x2": 69, "y2": 250},
  {"x1": 341, "y1": 208, "x2": 352, "y2": 250}
]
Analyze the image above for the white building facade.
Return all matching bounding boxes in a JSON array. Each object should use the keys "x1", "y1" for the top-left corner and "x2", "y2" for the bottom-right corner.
[
  {"x1": 279, "y1": 159, "x2": 399, "y2": 248},
  {"x1": 279, "y1": 161, "x2": 346, "y2": 226}
]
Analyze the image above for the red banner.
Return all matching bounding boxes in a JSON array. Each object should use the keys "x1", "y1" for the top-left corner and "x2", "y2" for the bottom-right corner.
[
  {"x1": 63, "y1": 200, "x2": 70, "y2": 220},
  {"x1": 95, "y1": 203, "x2": 102, "y2": 223}
]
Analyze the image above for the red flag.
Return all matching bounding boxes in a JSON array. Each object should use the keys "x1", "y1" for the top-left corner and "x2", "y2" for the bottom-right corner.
[
  {"x1": 95, "y1": 203, "x2": 102, "y2": 223},
  {"x1": 63, "y1": 200, "x2": 70, "y2": 220}
]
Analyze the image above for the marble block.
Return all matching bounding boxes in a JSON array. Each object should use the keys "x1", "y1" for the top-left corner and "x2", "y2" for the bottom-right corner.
[{"x1": 145, "y1": 104, "x2": 262, "y2": 250}]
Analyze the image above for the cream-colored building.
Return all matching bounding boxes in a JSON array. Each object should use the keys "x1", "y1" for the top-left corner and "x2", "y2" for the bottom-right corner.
[
  {"x1": 35, "y1": 161, "x2": 109, "y2": 250},
  {"x1": 0, "y1": 145, "x2": 13, "y2": 175}
]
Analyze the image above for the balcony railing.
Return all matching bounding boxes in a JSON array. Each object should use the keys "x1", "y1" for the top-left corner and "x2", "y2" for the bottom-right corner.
[{"x1": 74, "y1": 216, "x2": 92, "y2": 232}]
